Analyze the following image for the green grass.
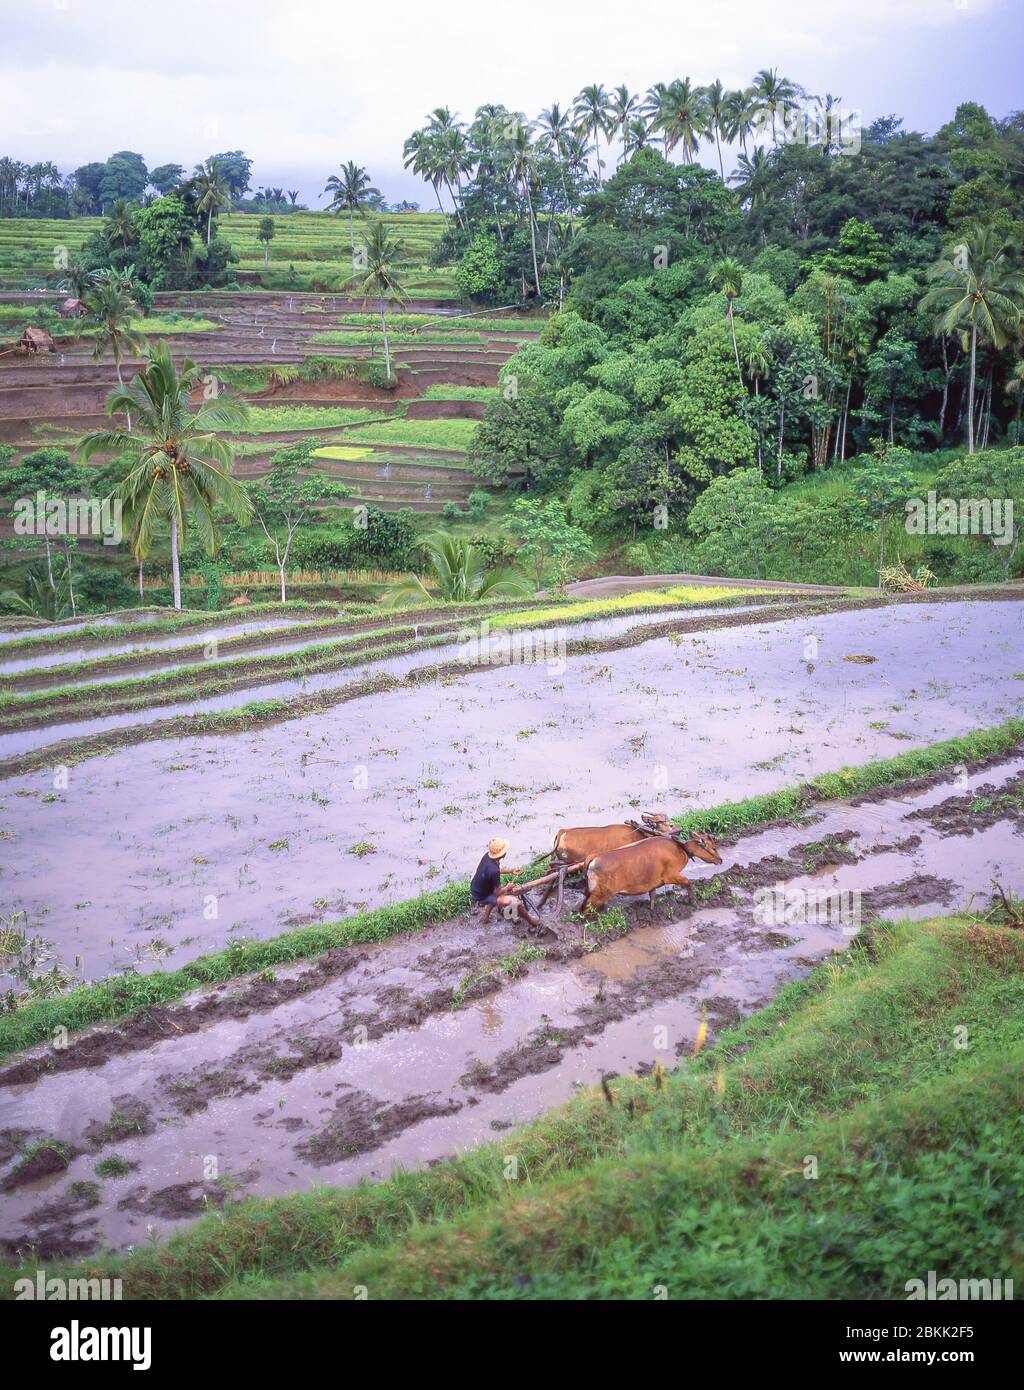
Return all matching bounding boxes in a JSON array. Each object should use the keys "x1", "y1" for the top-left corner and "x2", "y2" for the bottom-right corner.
[
  {"x1": 422, "y1": 385, "x2": 499, "y2": 401},
  {"x1": 325, "y1": 418, "x2": 480, "y2": 450},
  {"x1": 311, "y1": 330, "x2": 488, "y2": 346},
  {"x1": 6, "y1": 910, "x2": 1022, "y2": 1299},
  {"x1": 242, "y1": 405, "x2": 389, "y2": 433},
  {"x1": 1, "y1": 717, "x2": 1020, "y2": 1059},
  {"x1": 491, "y1": 585, "x2": 776, "y2": 628}
]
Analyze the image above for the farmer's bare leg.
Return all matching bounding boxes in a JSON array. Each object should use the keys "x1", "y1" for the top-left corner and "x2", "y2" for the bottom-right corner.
[{"x1": 497, "y1": 890, "x2": 542, "y2": 930}]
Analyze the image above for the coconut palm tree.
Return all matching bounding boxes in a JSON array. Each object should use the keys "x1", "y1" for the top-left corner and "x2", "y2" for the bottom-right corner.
[
  {"x1": 702, "y1": 79, "x2": 729, "y2": 179},
  {"x1": 426, "y1": 108, "x2": 469, "y2": 224},
  {"x1": 104, "y1": 199, "x2": 136, "y2": 249},
  {"x1": 708, "y1": 257, "x2": 745, "y2": 376},
  {"x1": 82, "y1": 271, "x2": 147, "y2": 405},
  {"x1": 751, "y1": 68, "x2": 800, "y2": 146},
  {"x1": 650, "y1": 78, "x2": 706, "y2": 163},
  {"x1": 573, "y1": 84, "x2": 613, "y2": 185},
  {"x1": 402, "y1": 129, "x2": 447, "y2": 217},
  {"x1": 724, "y1": 88, "x2": 760, "y2": 155},
  {"x1": 622, "y1": 117, "x2": 653, "y2": 158},
  {"x1": 507, "y1": 121, "x2": 543, "y2": 297},
  {"x1": 641, "y1": 83, "x2": 673, "y2": 155},
  {"x1": 537, "y1": 101, "x2": 572, "y2": 157},
  {"x1": 192, "y1": 159, "x2": 231, "y2": 245},
  {"x1": 385, "y1": 532, "x2": 528, "y2": 606},
  {"x1": 729, "y1": 147, "x2": 772, "y2": 210},
  {"x1": 610, "y1": 85, "x2": 639, "y2": 164},
  {"x1": 79, "y1": 342, "x2": 251, "y2": 610},
  {"x1": 346, "y1": 220, "x2": 408, "y2": 384},
  {"x1": 322, "y1": 161, "x2": 382, "y2": 256},
  {"x1": 920, "y1": 226, "x2": 1024, "y2": 453}
]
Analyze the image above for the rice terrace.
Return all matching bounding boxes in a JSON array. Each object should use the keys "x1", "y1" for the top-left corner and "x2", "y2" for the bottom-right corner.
[{"x1": 0, "y1": 0, "x2": 1023, "y2": 1346}]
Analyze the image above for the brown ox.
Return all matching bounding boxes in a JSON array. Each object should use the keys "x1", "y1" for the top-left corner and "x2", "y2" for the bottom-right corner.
[
  {"x1": 537, "y1": 811, "x2": 674, "y2": 907},
  {"x1": 582, "y1": 832, "x2": 722, "y2": 913}
]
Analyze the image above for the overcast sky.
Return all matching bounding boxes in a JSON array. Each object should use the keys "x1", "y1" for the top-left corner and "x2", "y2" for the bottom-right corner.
[{"x1": 2, "y1": 0, "x2": 1021, "y2": 206}]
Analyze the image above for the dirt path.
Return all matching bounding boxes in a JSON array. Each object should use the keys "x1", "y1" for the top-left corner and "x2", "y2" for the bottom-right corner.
[{"x1": 1, "y1": 754, "x2": 1020, "y2": 1258}]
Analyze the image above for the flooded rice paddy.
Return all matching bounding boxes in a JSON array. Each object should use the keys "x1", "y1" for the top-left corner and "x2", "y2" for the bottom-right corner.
[{"x1": 0, "y1": 593, "x2": 1022, "y2": 1256}]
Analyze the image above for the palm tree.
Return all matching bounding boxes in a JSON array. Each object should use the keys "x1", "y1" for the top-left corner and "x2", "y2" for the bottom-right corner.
[
  {"x1": 507, "y1": 121, "x2": 543, "y2": 297},
  {"x1": 729, "y1": 147, "x2": 772, "y2": 209},
  {"x1": 622, "y1": 117, "x2": 652, "y2": 158},
  {"x1": 79, "y1": 342, "x2": 251, "y2": 610},
  {"x1": 82, "y1": 271, "x2": 147, "y2": 406},
  {"x1": 403, "y1": 128, "x2": 448, "y2": 219},
  {"x1": 322, "y1": 161, "x2": 381, "y2": 256},
  {"x1": 564, "y1": 131, "x2": 595, "y2": 213},
  {"x1": 610, "y1": 85, "x2": 639, "y2": 164},
  {"x1": 920, "y1": 226, "x2": 1024, "y2": 453},
  {"x1": 573, "y1": 84, "x2": 613, "y2": 185},
  {"x1": 192, "y1": 159, "x2": 230, "y2": 245},
  {"x1": 2, "y1": 561, "x2": 74, "y2": 621},
  {"x1": 723, "y1": 88, "x2": 759, "y2": 154},
  {"x1": 385, "y1": 532, "x2": 528, "y2": 606},
  {"x1": 57, "y1": 256, "x2": 98, "y2": 300},
  {"x1": 346, "y1": 220, "x2": 408, "y2": 384},
  {"x1": 708, "y1": 257, "x2": 745, "y2": 377},
  {"x1": 426, "y1": 108, "x2": 469, "y2": 224},
  {"x1": 537, "y1": 102, "x2": 572, "y2": 157},
  {"x1": 1006, "y1": 358, "x2": 1024, "y2": 445},
  {"x1": 702, "y1": 80, "x2": 729, "y2": 179},
  {"x1": 751, "y1": 68, "x2": 800, "y2": 146},
  {"x1": 104, "y1": 199, "x2": 136, "y2": 248},
  {"x1": 650, "y1": 78, "x2": 706, "y2": 163}
]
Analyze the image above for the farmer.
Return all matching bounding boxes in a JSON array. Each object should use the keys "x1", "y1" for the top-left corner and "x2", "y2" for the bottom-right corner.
[{"x1": 471, "y1": 837, "x2": 543, "y2": 931}]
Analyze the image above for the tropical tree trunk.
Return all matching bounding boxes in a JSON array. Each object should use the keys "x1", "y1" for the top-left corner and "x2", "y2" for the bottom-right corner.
[
  {"x1": 380, "y1": 309, "x2": 392, "y2": 383},
  {"x1": 170, "y1": 513, "x2": 182, "y2": 610},
  {"x1": 728, "y1": 302, "x2": 741, "y2": 379},
  {"x1": 138, "y1": 559, "x2": 144, "y2": 600},
  {"x1": 967, "y1": 322, "x2": 977, "y2": 454},
  {"x1": 207, "y1": 205, "x2": 212, "y2": 246},
  {"x1": 524, "y1": 187, "x2": 541, "y2": 297},
  {"x1": 776, "y1": 402, "x2": 785, "y2": 480},
  {"x1": 348, "y1": 205, "x2": 355, "y2": 258},
  {"x1": 63, "y1": 538, "x2": 76, "y2": 616},
  {"x1": 878, "y1": 512, "x2": 885, "y2": 588}
]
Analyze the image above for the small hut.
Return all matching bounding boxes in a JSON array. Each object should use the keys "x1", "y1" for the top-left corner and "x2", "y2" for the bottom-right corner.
[
  {"x1": 20, "y1": 326, "x2": 55, "y2": 354},
  {"x1": 58, "y1": 298, "x2": 85, "y2": 319}
]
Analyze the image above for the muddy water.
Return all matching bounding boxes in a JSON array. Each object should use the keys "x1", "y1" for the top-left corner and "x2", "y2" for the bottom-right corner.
[
  {"x1": 1, "y1": 599, "x2": 1022, "y2": 988},
  {"x1": 1, "y1": 756, "x2": 1021, "y2": 1258},
  {"x1": 1, "y1": 614, "x2": 477, "y2": 692},
  {"x1": 0, "y1": 616, "x2": 311, "y2": 677},
  {"x1": 0, "y1": 603, "x2": 769, "y2": 755}
]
